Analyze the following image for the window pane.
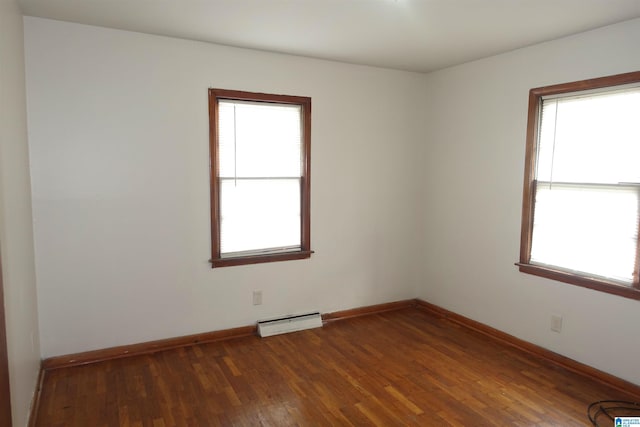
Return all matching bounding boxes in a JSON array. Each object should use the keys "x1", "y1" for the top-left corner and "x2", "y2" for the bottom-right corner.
[
  {"x1": 220, "y1": 178, "x2": 301, "y2": 255},
  {"x1": 537, "y1": 88, "x2": 640, "y2": 184},
  {"x1": 219, "y1": 101, "x2": 302, "y2": 179},
  {"x1": 531, "y1": 184, "x2": 638, "y2": 284}
]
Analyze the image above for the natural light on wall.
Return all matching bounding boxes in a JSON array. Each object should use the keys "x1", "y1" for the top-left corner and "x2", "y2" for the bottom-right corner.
[
  {"x1": 530, "y1": 86, "x2": 640, "y2": 285},
  {"x1": 218, "y1": 100, "x2": 303, "y2": 257}
]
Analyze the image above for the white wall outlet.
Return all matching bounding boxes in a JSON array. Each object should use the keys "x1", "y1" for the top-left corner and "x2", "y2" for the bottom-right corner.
[
  {"x1": 551, "y1": 314, "x2": 563, "y2": 333},
  {"x1": 253, "y1": 290, "x2": 263, "y2": 306}
]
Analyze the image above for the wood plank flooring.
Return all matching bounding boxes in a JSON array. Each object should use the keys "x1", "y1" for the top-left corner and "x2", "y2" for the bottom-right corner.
[{"x1": 34, "y1": 308, "x2": 637, "y2": 426}]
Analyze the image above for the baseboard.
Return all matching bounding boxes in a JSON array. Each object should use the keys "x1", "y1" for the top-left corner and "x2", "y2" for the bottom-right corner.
[
  {"x1": 321, "y1": 299, "x2": 416, "y2": 323},
  {"x1": 41, "y1": 296, "x2": 640, "y2": 401},
  {"x1": 27, "y1": 366, "x2": 45, "y2": 427},
  {"x1": 414, "y1": 298, "x2": 640, "y2": 399},
  {"x1": 42, "y1": 299, "x2": 416, "y2": 370},
  {"x1": 43, "y1": 324, "x2": 257, "y2": 370}
]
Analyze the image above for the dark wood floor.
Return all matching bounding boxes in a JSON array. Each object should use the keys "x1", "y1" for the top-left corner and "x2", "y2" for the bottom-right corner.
[{"x1": 35, "y1": 308, "x2": 635, "y2": 426}]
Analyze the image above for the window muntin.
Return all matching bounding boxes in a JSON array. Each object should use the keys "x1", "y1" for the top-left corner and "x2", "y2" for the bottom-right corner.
[
  {"x1": 519, "y1": 71, "x2": 640, "y2": 299},
  {"x1": 209, "y1": 89, "x2": 311, "y2": 267}
]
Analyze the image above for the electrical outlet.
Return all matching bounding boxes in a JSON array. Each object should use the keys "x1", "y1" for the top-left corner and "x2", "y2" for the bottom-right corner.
[
  {"x1": 253, "y1": 290, "x2": 263, "y2": 306},
  {"x1": 551, "y1": 314, "x2": 563, "y2": 333}
]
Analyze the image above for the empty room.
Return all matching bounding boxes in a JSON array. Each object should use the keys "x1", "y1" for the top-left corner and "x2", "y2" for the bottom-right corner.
[{"x1": 2, "y1": 0, "x2": 640, "y2": 425}]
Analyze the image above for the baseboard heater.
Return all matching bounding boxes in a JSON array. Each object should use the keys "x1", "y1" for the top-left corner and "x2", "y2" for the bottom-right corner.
[{"x1": 257, "y1": 312, "x2": 323, "y2": 337}]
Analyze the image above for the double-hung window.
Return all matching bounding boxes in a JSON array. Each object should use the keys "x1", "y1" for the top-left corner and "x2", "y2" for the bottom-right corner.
[
  {"x1": 208, "y1": 89, "x2": 312, "y2": 268},
  {"x1": 518, "y1": 71, "x2": 640, "y2": 299}
]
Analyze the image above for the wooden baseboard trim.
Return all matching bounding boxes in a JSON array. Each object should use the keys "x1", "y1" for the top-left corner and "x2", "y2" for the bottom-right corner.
[
  {"x1": 43, "y1": 325, "x2": 257, "y2": 370},
  {"x1": 414, "y1": 298, "x2": 640, "y2": 399},
  {"x1": 42, "y1": 299, "x2": 416, "y2": 370},
  {"x1": 322, "y1": 299, "x2": 416, "y2": 323},
  {"x1": 27, "y1": 365, "x2": 45, "y2": 427},
  {"x1": 37, "y1": 298, "x2": 640, "y2": 400}
]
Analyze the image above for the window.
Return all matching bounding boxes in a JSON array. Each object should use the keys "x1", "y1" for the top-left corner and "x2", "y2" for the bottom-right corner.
[
  {"x1": 208, "y1": 89, "x2": 312, "y2": 268},
  {"x1": 518, "y1": 71, "x2": 640, "y2": 300}
]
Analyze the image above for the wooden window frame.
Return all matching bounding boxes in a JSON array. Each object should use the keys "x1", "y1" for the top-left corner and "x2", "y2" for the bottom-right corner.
[
  {"x1": 0, "y1": 256, "x2": 11, "y2": 427},
  {"x1": 208, "y1": 89, "x2": 312, "y2": 268},
  {"x1": 518, "y1": 71, "x2": 640, "y2": 300}
]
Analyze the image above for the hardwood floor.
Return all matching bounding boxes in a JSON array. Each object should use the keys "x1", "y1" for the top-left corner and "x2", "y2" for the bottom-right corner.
[{"x1": 35, "y1": 308, "x2": 637, "y2": 426}]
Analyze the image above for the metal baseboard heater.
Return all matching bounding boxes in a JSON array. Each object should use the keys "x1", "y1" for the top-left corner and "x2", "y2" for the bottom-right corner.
[{"x1": 257, "y1": 312, "x2": 323, "y2": 337}]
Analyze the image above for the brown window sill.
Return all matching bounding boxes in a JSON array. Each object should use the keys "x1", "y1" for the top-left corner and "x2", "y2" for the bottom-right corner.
[
  {"x1": 212, "y1": 250, "x2": 313, "y2": 268},
  {"x1": 516, "y1": 262, "x2": 640, "y2": 301}
]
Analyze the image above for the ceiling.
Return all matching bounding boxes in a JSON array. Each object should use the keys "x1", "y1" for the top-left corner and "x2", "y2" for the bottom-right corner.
[{"x1": 18, "y1": 0, "x2": 640, "y2": 73}]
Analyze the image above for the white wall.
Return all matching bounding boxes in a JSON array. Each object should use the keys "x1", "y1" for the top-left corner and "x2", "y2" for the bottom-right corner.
[
  {"x1": 0, "y1": 0, "x2": 41, "y2": 425},
  {"x1": 23, "y1": 17, "x2": 425, "y2": 358},
  {"x1": 421, "y1": 18, "x2": 640, "y2": 385},
  {"x1": 23, "y1": 11, "x2": 640, "y2": 390}
]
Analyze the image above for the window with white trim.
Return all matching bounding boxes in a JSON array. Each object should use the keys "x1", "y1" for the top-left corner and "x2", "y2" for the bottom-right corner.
[
  {"x1": 208, "y1": 89, "x2": 312, "y2": 268},
  {"x1": 518, "y1": 71, "x2": 640, "y2": 300}
]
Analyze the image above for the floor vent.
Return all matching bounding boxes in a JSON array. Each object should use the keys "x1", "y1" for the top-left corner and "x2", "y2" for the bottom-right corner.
[{"x1": 257, "y1": 312, "x2": 323, "y2": 337}]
